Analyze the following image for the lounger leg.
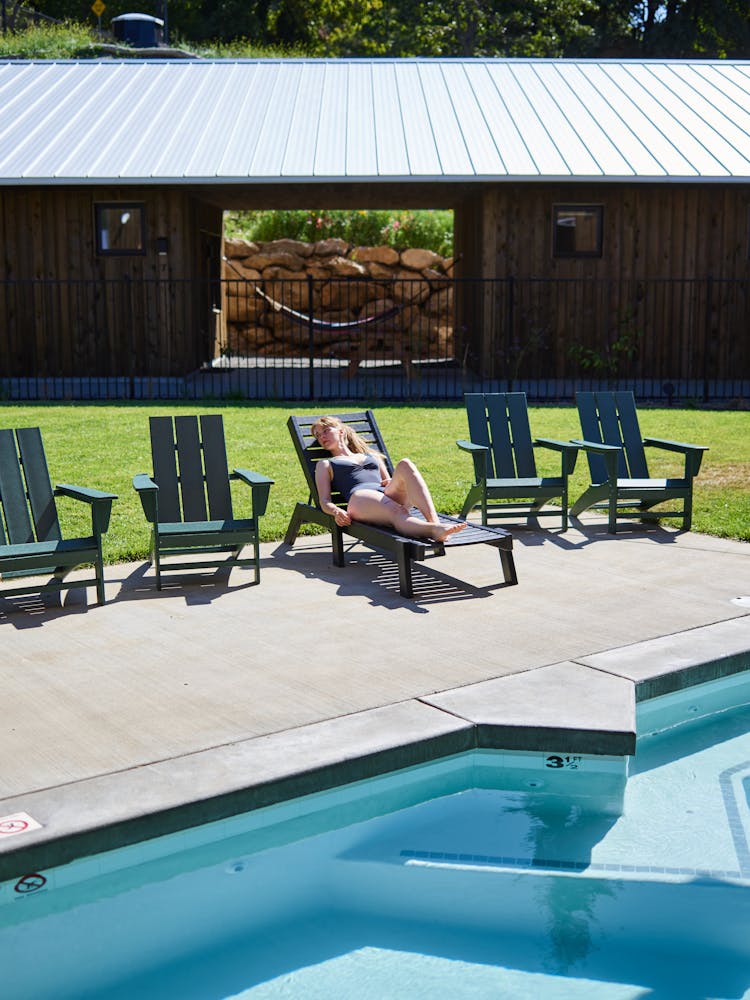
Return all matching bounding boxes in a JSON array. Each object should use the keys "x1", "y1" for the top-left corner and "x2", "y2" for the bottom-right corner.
[
  {"x1": 331, "y1": 525, "x2": 345, "y2": 567},
  {"x1": 284, "y1": 503, "x2": 307, "y2": 546},
  {"x1": 498, "y1": 543, "x2": 518, "y2": 586},
  {"x1": 396, "y1": 549, "x2": 414, "y2": 598}
]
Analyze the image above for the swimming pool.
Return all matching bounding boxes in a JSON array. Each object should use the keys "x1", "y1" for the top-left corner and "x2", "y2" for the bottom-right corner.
[{"x1": 2, "y1": 672, "x2": 749, "y2": 999}]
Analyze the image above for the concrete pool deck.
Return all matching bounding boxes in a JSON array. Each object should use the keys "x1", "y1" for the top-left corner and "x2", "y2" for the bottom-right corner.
[{"x1": 1, "y1": 519, "x2": 749, "y2": 878}]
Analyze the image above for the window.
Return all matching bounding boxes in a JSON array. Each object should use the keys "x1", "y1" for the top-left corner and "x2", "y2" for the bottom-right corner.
[
  {"x1": 553, "y1": 205, "x2": 603, "y2": 258},
  {"x1": 95, "y1": 203, "x2": 145, "y2": 255}
]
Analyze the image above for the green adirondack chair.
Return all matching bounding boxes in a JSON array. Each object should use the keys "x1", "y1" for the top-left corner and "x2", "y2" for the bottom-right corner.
[
  {"x1": 570, "y1": 390, "x2": 708, "y2": 533},
  {"x1": 133, "y1": 414, "x2": 273, "y2": 589},
  {"x1": 285, "y1": 410, "x2": 517, "y2": 598},
  {"x1": 0, "y1": 427, "x2": 116, "y2": 605},
  {"x1": 457, "y1": 392, "x2": 579, "y2": 530}
]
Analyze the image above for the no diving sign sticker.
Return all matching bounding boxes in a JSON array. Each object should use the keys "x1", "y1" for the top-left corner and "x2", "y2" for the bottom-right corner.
[{"x1": 0, "y1": 812, "x2": 42, "y2": 838}]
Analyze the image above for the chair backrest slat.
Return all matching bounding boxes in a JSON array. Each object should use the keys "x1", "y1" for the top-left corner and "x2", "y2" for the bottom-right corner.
[
  {"x1": 150, "y1": 416, "x2": 183, "y2": 522},
  {"x1": 174, "y1": 416, "x2": 208, "y2": 523},
  {"x1": 200, "y1": 415, "x2": 233, "y2": 520},
  {"x1": 16, "y1": 427, "x2": 61, "y2": 542},
  {"x1": 465, "y1": 392, "x2": 537, "y2": 479},
  {"x1": 289, "y1": 411, "x2": 393, "y2": 509},
  {"x1": 505, "y1": 393, "x2": 537, "y2": 477},
  {"x1": 614, "y1": 391, "x2": 649, "y2": 478},
  {"x1": 577, "y1": 391, "x2": 649, "y2": 482},
  {"x1": 0, "y1": 428, "x2": 34, "y2": 545}
]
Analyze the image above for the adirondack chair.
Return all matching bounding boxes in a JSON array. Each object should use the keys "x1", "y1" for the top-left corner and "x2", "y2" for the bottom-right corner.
[
  {"x1": 457, "y1": 392, "x2": 579, "y2": 531},
  {"x1": 570, "y1": 391, "x2": 707, "y2": 533},
  {"x1": 0, "y1": 427, "x2": 116, "y2": 605},
  {"x1": 285, "y1": 410, "x2": 517, "y2": 598},
  {"x1": 133, "y1": 414, "x2": 273, "y2": 589}
]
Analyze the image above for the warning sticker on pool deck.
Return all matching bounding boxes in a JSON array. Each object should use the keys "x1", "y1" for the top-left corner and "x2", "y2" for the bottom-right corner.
[{"x1": 0, "y1": 812, "x2": 42, "y2": 838}]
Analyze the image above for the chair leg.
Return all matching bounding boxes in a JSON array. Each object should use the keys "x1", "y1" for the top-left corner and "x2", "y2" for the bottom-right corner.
[
  {"x1": 152, "y1": 533, "x2": 162, "y2": 590},
  {"x1": 608, "y1": 483, "x2": 618, "y2": 534},
  {"x1": 95, "y1": 557, "x2": 106, "y2": 605},
  {"x1": 683, "y1": 491, "x2": 693, "y2": 531}
]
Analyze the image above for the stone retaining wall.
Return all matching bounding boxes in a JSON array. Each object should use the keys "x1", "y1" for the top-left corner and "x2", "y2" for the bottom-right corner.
[{"x1": 221, "y1": 237, "x2": 456, "y2": 368}]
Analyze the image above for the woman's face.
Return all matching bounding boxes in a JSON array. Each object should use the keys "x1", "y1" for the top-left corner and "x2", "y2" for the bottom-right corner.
[{"x1": 313, "y1": 421, "x2": 343, "y2": 450}]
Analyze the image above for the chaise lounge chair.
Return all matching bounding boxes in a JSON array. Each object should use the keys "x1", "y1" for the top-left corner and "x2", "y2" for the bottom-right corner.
[{"x1": 284, "y1": 409, "x2": 517, "y2": 598}]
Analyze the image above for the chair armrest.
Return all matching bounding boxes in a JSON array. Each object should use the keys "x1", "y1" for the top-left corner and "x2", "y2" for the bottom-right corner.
[
  {"x1": 456, "y1": 439, "x2": 489, "y2": 482},
  {"x1": 133, "y1": 473, "x2": 159, "y2": 523},
  {"x1": 535, "y1": 438, "x2": 580, "y2": 475},
  {"x1": 570, "y1": 439, "x2": 620, "y2": 481},
  {"x1": 233, "y1": 469, "x2": 274, "y2": 518},
  {"x1": 55, "y1": 483, "x2": 117, "y2": 536},
  {"x1": 570, "y1": 439, "x2": 622, "y2": 455},
  {"x1": 643, "y1": 438, "x2": 708, "y2": 478}
]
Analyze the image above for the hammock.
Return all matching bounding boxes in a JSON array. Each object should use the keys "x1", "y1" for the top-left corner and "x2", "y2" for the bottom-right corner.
[{"x1": 253, "y1": 284, "x2": 400, "y2": 335}]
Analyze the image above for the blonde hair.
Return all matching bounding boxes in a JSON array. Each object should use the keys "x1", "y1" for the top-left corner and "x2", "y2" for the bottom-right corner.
[{"x1": 311, "y1": 415, "x2": 372, "y2": 455}]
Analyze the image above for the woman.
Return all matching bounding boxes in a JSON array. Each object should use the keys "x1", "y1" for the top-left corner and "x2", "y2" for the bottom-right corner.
[{"x1": 311, "y1": 415, "x2": 466, "y2": 543}]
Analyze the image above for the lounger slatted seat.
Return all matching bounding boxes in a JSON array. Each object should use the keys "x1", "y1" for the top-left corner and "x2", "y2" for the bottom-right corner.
[
  {"x1": 0, "y1": 427, "x2": 116, "y2": 605},
  {"x1": 285, "y1": 410, "x2": 517, "y2": 598}
]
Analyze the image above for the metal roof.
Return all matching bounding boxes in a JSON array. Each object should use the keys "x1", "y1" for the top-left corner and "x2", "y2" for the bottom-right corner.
[{"x1": 1, "y1": 57, "x2": 749, "y2": 185}]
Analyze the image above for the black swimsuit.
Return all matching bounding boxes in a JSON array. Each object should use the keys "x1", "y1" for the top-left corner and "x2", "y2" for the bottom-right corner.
[{"x1": 329, "y1": 454, "x2": 385, "y2": 501}]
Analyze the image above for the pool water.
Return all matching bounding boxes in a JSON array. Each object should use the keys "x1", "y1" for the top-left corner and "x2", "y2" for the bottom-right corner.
[{"x1": 2, "y1": 673, "x2": 750, "y2": 999}]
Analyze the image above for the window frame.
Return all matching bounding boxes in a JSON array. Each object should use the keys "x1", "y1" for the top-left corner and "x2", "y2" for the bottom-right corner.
[
  {"x1": 552, "y1": 204, "x2": 603, "y2": 259},
  {"x1": 95, "y1": 202, "x2": 147, "y2": 256}
]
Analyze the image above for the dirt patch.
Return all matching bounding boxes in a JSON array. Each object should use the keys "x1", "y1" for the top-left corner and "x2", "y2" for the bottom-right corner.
[{"x1": 699, "y1": 464, "x2": 750, "y2": 489}]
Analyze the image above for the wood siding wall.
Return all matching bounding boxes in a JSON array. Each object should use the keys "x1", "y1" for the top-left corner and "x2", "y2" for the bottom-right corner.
[
  {"x1": 454, "y1": 183, "x2": 750, "y2": 380},
  {"x1": 0, "y1": 187, "x2": 222, "y2": 377},
  {"x1": 1, "y1": 180, "x2": 748, "y2": 384}
]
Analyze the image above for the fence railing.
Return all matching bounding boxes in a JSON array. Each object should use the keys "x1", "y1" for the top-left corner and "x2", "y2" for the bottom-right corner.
[{"x1": 1, "y1": 275, "x2": 748, "y2": 404}]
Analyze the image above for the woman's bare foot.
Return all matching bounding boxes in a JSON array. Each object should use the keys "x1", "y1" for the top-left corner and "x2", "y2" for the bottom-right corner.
[{"x1": 432, "y1": 521, "x2": 468, "y2": 542}]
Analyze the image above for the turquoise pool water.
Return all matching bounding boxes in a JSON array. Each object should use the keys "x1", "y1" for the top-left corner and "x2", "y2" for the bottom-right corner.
[{"x1": 2, "y1": 672, "x2": 750, "y2": 999}]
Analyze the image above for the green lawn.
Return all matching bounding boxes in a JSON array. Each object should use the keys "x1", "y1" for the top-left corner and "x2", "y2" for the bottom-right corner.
[{"x1": 2, "y1": 401, "x2": 748, "y2": 565}]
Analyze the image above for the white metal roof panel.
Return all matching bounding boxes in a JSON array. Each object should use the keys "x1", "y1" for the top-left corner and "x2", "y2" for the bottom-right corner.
[{"x1": 0, "y1": 58, "x2": 749, "y2": 185}]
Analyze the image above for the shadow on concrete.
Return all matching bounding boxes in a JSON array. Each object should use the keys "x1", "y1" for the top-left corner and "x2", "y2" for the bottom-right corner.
[{"x1": 271, "y1": 540, "x2": 508, "y2": 612}]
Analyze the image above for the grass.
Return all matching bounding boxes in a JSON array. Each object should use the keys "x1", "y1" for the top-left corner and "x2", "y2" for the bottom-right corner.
[{"x1": 1, "y1": 401, "x2": 748, "y2": 566}]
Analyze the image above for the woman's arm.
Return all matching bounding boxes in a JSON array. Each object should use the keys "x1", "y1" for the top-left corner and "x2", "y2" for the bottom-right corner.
[
  {"x1": 376, "y1": 455, "x2": 391, "y2": 487},
  {"x1": 315, "y1": 459, "x2": 351, "y2": 526}
]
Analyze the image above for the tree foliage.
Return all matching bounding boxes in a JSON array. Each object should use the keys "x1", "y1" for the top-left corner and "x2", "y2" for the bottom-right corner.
[{"x1": 14, "y1": 0, "x2": 750, "y2": 58}]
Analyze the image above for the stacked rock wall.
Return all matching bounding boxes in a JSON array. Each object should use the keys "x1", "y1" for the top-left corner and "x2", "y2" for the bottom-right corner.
[{"x1": 221, "y1": 237, "x2": 455, "y2": 367}]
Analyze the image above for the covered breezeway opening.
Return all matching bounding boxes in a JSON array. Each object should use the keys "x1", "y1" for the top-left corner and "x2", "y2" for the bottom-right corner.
[{"x1": 195, "y1": 182, "x2": 495, "y2": 400}]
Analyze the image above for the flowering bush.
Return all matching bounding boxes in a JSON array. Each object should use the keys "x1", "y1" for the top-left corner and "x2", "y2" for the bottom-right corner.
[{"x1": 224, "y1": 209, "x2": 453, "y2": 256}]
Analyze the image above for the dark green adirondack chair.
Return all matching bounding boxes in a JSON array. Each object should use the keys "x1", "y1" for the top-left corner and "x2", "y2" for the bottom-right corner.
[
  {"x1": 0, "y1": 427, "x2": 116, "y2": 605},
  {"x1": 458, "y1": 392, "x2": 579, "y2": 531},
  {"x1": 570, "y1": 391, "x2": 708, "y2": 533},
  {"x1": 133, "y1": 415, "x2": 273, "y2": 589},
  {"x1": 285, "y1": 410, "x2": 517, "y2": 598}
]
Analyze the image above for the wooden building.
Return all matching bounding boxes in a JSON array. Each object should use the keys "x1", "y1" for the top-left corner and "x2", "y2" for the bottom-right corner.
[{"x1": 0, "y1": 58, "x2": 749, "y2": 387}]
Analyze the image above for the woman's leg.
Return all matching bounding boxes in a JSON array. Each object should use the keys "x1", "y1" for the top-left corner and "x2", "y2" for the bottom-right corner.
[
  {"x1": 348, "y1": 466, "x2": 466, "y2": 542},
  {"x1": 384, "y1": 459, "x2": 440, "y2": 523}
]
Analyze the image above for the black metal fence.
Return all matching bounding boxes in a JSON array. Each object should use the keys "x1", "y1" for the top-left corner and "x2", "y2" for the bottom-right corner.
[{"x1": 1, "y1": 275, "x2": 748, "y2": 405}]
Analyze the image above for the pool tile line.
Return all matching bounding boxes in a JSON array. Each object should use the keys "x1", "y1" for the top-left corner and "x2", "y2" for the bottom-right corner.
[
  {"x1": 399, "y1": 849, "x2": 745, "y2": 882},
  {"x1": 720, "y1": 759, "x2": 750, "y2": 878}
]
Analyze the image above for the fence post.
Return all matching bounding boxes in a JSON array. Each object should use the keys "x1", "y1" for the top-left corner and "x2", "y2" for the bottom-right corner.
[
  {"x1": 307, "y1": 274, "x2": 315, "y2": 400},
  {"x1": 703, "y1": 273, "x2": 713, "y2": 404},
  {"x1": 124, "y1": 273, "x2": 135, "y2": 400},
  {"x1": 506, "y1": 275, "x2": 515, "y2": 391}
]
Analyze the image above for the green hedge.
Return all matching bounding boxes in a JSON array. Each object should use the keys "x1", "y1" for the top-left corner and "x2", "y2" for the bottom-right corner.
[{"x1": 224, "y1": 209, "x2": 454, "y2": 257}]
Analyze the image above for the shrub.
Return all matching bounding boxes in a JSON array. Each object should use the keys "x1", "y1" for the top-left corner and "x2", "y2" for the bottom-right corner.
[{"x1": 224, "y1": 209, "x2": 454, "y2": 256}]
